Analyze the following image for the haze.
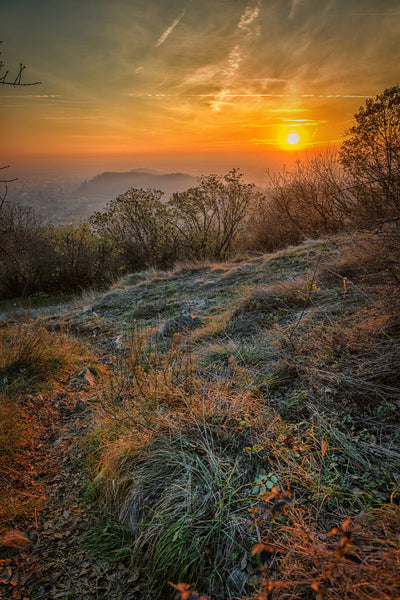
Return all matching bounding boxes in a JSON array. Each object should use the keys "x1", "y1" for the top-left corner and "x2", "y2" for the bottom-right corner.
[{"x1": 1, "y1": 0, "x2": 400, "y2": 184}]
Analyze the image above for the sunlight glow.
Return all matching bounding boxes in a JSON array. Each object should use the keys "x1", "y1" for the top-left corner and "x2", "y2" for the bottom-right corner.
[{"x1": 287, "y1": 133, "x2": 300, "y2": 145}]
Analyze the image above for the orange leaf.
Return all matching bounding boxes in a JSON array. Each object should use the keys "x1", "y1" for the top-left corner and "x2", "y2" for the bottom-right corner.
[
  {"x1": 251, "y1": 543, "x2": 267, "y2": 555},
  {"x1": 321, "y1": 440, "x2": 328, "y2": 457},
  {"x1": 311, "y1": 582, "x2": 319, "y2": 591},
  {"x1": 341, "y1": 518, "x2": 352, "y2": 532}
]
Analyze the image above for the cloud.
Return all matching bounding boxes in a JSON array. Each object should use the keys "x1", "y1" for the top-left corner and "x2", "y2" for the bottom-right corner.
[
  {"x1": 155, "y1": 8, "x2": 186, "y2": 47},
  {"x1": 226, "y1": 46, "x2": 242, "y2": 75},
  {"x1": 210, "y1": 90, "x2": 232, "y2": 112},
  {"x1": 238, "y1": 0, "x2": 261, "y2": 35},
  {"x1": 45, "y1": 116, "x2": 102, "y2": 120},
  {"x1": 197, "y1": 3, "x2": 263, "y2": 111},
  {"x1": 282, "y1": 118, "x2": 327, "y2": 126}
]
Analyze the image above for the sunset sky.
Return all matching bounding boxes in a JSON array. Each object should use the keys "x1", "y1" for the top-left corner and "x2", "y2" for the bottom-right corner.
[{"x1": 1, "y1": 0, "x2": 400, "y2": 181}]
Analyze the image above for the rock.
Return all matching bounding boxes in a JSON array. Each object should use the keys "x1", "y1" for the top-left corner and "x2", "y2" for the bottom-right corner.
[
  {"x1": 111, "y1": 335, "x2": 125, "y2": 351},
  {"x1": 191, "y1": 298, "x2": 207, "y2": 311},
  {"x1": 70, "y1": 367, "x2": 96, "y2": 388},
  {"x1": 148, "y1": 301, "x2": 202, "y2": 347}
]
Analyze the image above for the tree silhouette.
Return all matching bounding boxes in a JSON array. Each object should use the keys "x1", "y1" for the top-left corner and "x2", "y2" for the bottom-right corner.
[
  {"x1": 1, "y1": 41, "x2": 41, "y2": 208},
  {"x1": 0, "y1": 40, "x2": 41, "y2": 86},
  {"x1": 340, "y1": 85, "x2": 400, "y2": 220}
]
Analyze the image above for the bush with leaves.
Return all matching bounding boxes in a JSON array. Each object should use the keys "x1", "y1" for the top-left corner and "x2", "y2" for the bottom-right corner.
[
  {"x1": 340, "y1": 85, "x2": 400, "y2": 222},
  {"x1": 90, "y1": 188, "x2": 178, "y2": 271},
  {"x1": 169, "y1": 169, "x2": 261, "y2": 260},
  {"x1": 46, "y1": 221, "x2": 118, "y2": 292},
  {"x1": 339, "y1": 85, "x2": 400, "y2": 285}
]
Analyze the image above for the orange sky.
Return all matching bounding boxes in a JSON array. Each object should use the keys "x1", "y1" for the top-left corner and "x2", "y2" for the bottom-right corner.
[{"x1": 1, "y1": 0, "x2": 400, "y2": 181}]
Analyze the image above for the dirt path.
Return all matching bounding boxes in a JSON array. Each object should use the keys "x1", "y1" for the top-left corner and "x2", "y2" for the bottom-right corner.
[{"x1": 0, "y1": 368, "x2": 136, "y2": 600}]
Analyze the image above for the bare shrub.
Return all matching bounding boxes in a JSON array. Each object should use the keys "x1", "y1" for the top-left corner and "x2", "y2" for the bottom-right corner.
[
  {"x1": 0, "y1": 201, "x2": 117, "y2": 297},
  {"x1": 0, "y1": 201, "x2": 49, "y2": 296},
  {"x1": 248, "y1": 151, "x2": 354, "y2": 252}
]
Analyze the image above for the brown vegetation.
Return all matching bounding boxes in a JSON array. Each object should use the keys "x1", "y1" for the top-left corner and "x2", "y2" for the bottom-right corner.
[{"x1": 0, "y1": 86, "x2": 399, "y2": 599}]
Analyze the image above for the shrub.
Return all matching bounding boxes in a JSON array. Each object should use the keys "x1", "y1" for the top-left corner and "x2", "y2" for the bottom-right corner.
[
  {"x1": 90, "y1": 188, "x2": 178, "y2": 270},
  {"x1": 247, "y1": 151, "x2": 353, "y2": 252},
  {"x1": 0, "y1": 202, "x2": 117, "y2": 297},
  {"x1": 169, "y1": 169, "x2": 261, "y2": 260}
]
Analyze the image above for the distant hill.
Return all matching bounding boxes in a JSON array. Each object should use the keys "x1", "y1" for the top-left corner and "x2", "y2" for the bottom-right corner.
[{"x1": 76, "y1": 169, "x2": 197, "y2": 201}]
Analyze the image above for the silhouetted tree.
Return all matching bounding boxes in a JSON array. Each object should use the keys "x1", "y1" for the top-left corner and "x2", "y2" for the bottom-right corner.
[
  {"x1": 0, "y1": 40, "x2": 41, "y2": 86},
  {"x1": 340, "y1": 85, "x2": 400, "y2": 220},
  {"x1": 1, "y1": 41, "x2": 41, "y2": 208}
]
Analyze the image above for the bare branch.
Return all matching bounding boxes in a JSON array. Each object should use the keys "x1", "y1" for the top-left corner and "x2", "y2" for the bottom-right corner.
[
  {"x1": 0, "y1": 165, "x2": 18, "y2": 184},
  {"x1": 0, "y1": 41, "x2": 41, "y2": 86}
]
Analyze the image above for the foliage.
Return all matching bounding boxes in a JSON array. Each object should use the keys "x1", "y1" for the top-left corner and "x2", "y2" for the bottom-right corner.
[
  {"x1": 169, "y1": 169, "x2": 260, "y2": 259},
  {"x1": 90, "y1": 188, "x2": 177, "y2": 270},
  {"x1": 340, "y1": 85, "x2": 400, "y2": 220},
  {"x1": 46, "y1": 221, "x2": 118, "y2": 291},
  {"x1": 339, "y1": 86, "x2": 400, "y2": 284}
]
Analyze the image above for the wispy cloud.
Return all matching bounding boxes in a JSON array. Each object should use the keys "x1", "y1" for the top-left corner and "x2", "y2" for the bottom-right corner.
[
  {"x1": 210, "y1": 90, "x2": 234, "y2": 111},
  {"x1": 238, "y1": 0, "x2": 261, "y2": 35},
  {"x1": 156, "y1": 8, "x2": 186, "y2": 47},
  {"x1": 1, "y1": 94, "x2": 61, "y2": 99},
  {"x1": 211, "y1": 2, "x2": 262, "y2": 111},
  {"x1": 226, "y1": 46, "x2": 242, "y2": 77},
  {"x1": 45, "y1": 116, "x2": 102, "y2": 120},
  {"x1": 282, "y1": 118, "x2": 327, "y2": 126}
]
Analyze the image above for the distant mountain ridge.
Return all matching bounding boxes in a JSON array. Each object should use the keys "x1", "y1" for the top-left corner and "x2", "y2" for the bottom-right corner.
[{"x1": 77, "y1": 168, "x2": 197, "y2": 201}]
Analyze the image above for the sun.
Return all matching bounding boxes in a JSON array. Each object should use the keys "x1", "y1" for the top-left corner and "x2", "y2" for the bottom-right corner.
[{"x1": 287, "y1": 132, "x2": 300, "y2": 145}]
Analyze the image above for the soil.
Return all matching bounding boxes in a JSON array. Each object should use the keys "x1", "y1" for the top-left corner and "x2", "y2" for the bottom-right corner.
[{"x1": 0, "y1": 369, "x2": 137, "y2": 600}]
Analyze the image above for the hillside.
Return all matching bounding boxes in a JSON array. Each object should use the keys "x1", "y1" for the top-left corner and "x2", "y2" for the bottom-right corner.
[
  {"x1": 5, "y1": 169, "x2": 197, "y2": 224},
  {"x1": 76, "y1": 169, "x2": 197, "y2": 201},
  {"x1": 0, "y1": 234, "x2": 399, "y2": 599}
]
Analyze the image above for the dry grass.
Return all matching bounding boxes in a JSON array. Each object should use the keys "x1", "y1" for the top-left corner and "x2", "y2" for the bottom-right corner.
[
  {"x1": 0, "y1": 320, "x2": 87, "y2": 393},
  {"x1": 228, "y1": 279, "x2": 313, "y2": 336},
  {"x1": 249, "y1": 503, "x2": 400, "y2": 600},
  {"x1": 0, "y1": 318, "x2": 103, "y2": 533},
  {"x1": 72, "y1": 234, "x2": 400, "y2": 599}
]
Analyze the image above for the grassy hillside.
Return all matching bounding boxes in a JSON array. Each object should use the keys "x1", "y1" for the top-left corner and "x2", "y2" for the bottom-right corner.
[{"x1": 1, "y1": 233, "x2": 399, "y2": 599}]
